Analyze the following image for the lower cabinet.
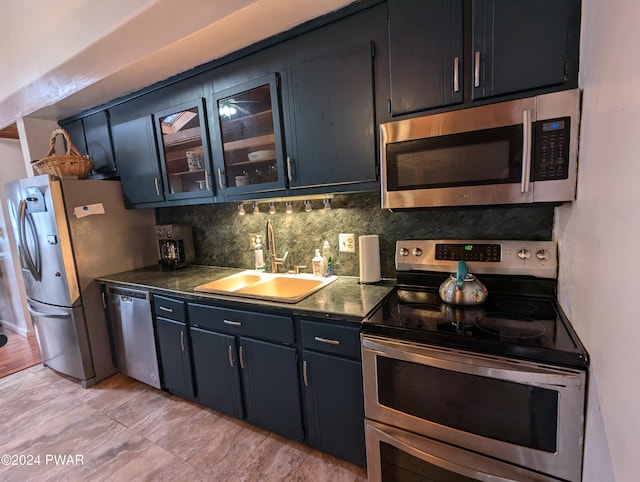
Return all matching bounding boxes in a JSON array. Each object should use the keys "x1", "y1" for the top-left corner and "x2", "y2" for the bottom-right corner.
[
  {"x1": 239, "y1": 337, "x2": 303, "y2": 440},
  {"x1": 300, "y1": 319, "x2": 366, "y2": 467},
  {"x1": 155, "y1": 317, "x2": 195, "y2": 399},
  {"x1": 153, "y1": 298, "x2": 366, "y2": 465},
  {"x1": 188, "y1": 302, "x2": 304, "y2": 441},
  {"x1": 190, "y1": 327, "x2": 243, "y2": 418},
  {"x1": 153, "y1": 295, "x2": 195, "y2": 398}
]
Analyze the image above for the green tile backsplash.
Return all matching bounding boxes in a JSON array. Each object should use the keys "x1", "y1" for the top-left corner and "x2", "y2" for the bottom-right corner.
[{"x1": 156, "y1": 191, "x2": 555, "y2": 278}]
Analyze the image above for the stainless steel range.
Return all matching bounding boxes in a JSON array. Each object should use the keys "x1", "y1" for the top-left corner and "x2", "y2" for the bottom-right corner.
[{"x1": 362, "y1": 240, "x2": 588, "y2": 482}]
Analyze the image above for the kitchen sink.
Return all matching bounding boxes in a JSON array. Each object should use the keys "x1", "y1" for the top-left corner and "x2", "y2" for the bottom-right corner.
[{"x1": 194, "y1": 270, "x2": 337, "y2": 303}]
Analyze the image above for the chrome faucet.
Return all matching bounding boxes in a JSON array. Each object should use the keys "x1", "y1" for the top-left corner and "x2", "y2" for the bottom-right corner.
[{"x1": 264, "y1": 219, "x2": 288, "y2": 272}]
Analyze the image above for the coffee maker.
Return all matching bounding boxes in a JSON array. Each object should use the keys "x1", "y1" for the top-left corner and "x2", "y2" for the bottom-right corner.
[{"x1": 155, "y1": 224, "x2": 195, "y2": 269}]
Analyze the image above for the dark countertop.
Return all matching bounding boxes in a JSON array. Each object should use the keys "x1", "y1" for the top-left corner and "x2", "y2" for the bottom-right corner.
[{"x1": 97, "y1": 265, "x2": 396, "y2": 323}]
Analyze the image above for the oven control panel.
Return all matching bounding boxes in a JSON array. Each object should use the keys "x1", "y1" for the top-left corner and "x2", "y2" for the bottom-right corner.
[{"x1": 396, "y1": 240, "x2": 557, "y2": 278}]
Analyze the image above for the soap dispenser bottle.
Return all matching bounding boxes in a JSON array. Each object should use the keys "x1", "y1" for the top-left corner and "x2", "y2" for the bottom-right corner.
[
  {"x1": 254, "y1": 234, "x2": 266, "y2": 271},
  {"x1": 312, "y1": 249, "x2": 324, "y2": 277}
]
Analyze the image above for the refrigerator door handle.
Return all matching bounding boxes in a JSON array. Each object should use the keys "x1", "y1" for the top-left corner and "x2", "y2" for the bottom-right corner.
[
  {"x1": 18, "y1": 200, "x2": 42, "y2": 281},
  {"x1": 27, "y1": 304, "x2": 71, "y2": 319}
]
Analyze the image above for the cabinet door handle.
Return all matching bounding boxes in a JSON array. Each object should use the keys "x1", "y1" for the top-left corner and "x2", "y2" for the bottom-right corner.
[
  {"x1": 154, "y1": 177, "x2": 161, "y2": 197},
  {"x1": 286, "y1": 157, "x2": 293, "y2": 182},
  {"x1": 521, "y1": 109, "x2": 532, "y2": 193},
  {"x1": 303, "y1": 360, "x2": 308, "y2": 387},
  {"x1": 217, "y1": 168, "x2": 225, "y2": 189},
  {"x1": 453, "y1": 56, "x2": 460, "y2": 92},
  {"x1": 228, "y1": 345, "x2": 234, "y2": 368},
  {"x1": 239, "y1": 346, "x2": 245, "y2": 369},
  {"x1": 180, "y1": 330, "x2": 185, "y2": 352},
  {"x1": 474, "y1": 51, "x2": 481, "y2": 87},
  {"x1": 101, "y1": 291, "x2": 107, "y2": 310},
  {"x1": 314, "y1": 336, "x2": 340, "y2": 345},
  {"x1": 204, "y1": 170, "x2": 211, "y2": 191},
  {"x1": 223, "y1": 319, "x2": 242, "y2": 326},
  {"x1": 159, "y1": 306, "x2": 173, "y2": 313}
]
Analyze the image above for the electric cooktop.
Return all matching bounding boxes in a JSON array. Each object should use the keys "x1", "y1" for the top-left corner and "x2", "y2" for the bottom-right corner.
[{"x1": 362, "y1": 240, "x2": 589, "y2": 369}]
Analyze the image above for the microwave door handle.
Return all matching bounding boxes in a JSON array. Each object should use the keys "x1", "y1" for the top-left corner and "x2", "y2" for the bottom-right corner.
[{"x1": 521, "y1": 109, "x2": 532, "y2": 193}]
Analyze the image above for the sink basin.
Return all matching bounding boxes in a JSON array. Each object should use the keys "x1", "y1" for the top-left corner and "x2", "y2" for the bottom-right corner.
[
  {"x1": 194, "y1": 270, "x2": 337, "y2": 303},
  {"x1": 198, "y1": 273, "x2": 264, "y2": 292}
]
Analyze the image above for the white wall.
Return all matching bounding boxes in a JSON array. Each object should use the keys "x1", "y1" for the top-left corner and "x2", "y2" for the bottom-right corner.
[
  {"x1": 0, "y1": 0, "x2": 353, "y2": 127},
  {"x1": 555, "y1": 0, "x2": 640, "y2": 481}
]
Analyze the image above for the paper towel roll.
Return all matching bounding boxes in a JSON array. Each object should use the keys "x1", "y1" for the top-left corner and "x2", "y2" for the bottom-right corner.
[{"x1": 359, "y1": 235, "x2": 381, "y2": 283}]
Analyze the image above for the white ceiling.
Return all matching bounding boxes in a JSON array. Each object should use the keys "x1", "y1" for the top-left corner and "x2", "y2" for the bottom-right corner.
[{"x1": 0, "y1": 0, "x2": 355, "y2": 128}]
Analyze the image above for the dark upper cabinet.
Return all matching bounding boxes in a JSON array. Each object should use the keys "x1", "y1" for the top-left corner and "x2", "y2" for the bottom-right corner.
[
  {"x1": 111, "y1": 115, "x2": 164, "y2": 206},
  {"x1": 212, "y1": 41, "x2": 379, "y2": 198},
  {"x1": 60, "y1": 111, "x2": 117, "y2": 178},
  {"x1": 388, "y1": 0, "x2": 580, "y2": 116},
  {"x1": 211, "y1": 74, "x2": 286, "y2": 198},
  {"x1": 212, "y1": 4, "x2": 386, "y2": 200},
  {"x1": 154, "y1": 98, "x2": 215, "y2": 201},
  {"x1": 111, "y1": 97, "x2": 216, "y2": 207},
  {"x1": 61, "y1": 119, "x2": 87, "y2": 155},
  {"x1": 388, "y1": 0, "x2": 464, "y2": 115},
  {"x1": 282, "y1": 41, "x2": 377, "y2": 189},
  {"x1": 471, "y1": 0, "x2": 580, "y2": 101}
]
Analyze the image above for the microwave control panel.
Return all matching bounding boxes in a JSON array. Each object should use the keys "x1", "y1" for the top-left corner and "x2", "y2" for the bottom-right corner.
[{"x1": 533, "y1": 116, "x2": 571, "y2": 181}]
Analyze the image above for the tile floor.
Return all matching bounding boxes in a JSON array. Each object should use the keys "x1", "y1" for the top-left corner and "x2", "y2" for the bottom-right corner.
[{"x1": 0, "y1": 365, "x2": 367, "y2": 481}]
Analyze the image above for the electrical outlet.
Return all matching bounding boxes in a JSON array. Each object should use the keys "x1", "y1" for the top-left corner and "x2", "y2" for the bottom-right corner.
[
  {"x1": 249, "y1": 233, "x2": 258, "y2": 249},
  {"x1": 339, "y1": 233, "x2": 356, "y2": 253}
]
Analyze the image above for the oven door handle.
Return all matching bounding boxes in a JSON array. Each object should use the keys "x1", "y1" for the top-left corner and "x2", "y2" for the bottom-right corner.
[
  {"x1": 366, "y1": 420, "x2": 558, "y2": 482},
  {"x1": 362, "y1": 336, "x2": 584, "y2": 388}
]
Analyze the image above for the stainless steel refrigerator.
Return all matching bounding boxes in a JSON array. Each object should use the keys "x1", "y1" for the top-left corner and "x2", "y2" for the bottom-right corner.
[{"x1": 5, "y1": 175, "x2": 158, "y2": 387}]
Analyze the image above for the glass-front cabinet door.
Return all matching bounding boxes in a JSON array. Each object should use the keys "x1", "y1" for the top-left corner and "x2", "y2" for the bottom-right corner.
[
  {"x1": 155, "y1": 99, "x2": 214, "y2": 201},
  {"x1": 212, "y1": 74, "x2": 286, "y2": 197}
]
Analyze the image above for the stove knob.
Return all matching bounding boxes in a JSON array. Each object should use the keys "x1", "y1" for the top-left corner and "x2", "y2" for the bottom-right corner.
[
  {"x1": 517, "y1": 248, "x2": 531, "y2": 259},
  {"x1": 536, "y1": 249, "x2": 550, "y2": 260},
  {"x1": 399, "y1": 247, "x2": 409, "y2": 257},
  {"x1": 412, "y1": 247, "x2": 423, "y2": 257}
]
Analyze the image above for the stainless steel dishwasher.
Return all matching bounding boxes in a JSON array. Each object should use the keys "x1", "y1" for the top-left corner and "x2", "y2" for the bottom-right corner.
[{"x1": 106, "y1": 286, "x2": 161, "y2": 389}]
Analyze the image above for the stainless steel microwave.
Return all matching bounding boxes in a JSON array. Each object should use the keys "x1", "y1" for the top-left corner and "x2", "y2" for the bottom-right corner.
[{"x1": 380, "y1": 89, "x2": 581, "y2": 209}]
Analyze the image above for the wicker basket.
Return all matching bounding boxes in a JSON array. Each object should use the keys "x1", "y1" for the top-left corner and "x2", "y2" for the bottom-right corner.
[{"x1": 31, "y1": 128, "x2": 93, "y2": 179}]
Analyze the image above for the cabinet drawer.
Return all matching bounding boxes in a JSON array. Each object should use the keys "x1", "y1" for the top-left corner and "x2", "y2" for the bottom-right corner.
[
  {"x1": 300, "y1": 320, "x2": 361, "y2": 359},
  {"x1": 153, "y1": 295, "x2": 186, "y2": 322},
  {"x1": 188, "y1": 303, "x2": 294, "y2": 345}
]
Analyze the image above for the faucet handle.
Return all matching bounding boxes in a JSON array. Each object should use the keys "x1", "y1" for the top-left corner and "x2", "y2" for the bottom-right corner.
[
  {"x1": 292, "y1": 265, "x2": 307, "y2": 275},
  {"x1": 272, "y1": 251, "x2": 289, "y2": 272}
]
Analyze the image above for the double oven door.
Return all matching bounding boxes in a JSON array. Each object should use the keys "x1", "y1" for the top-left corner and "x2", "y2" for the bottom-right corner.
[{"x1": 362, "y1": 335, "x2": 586, "y2": 482}]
